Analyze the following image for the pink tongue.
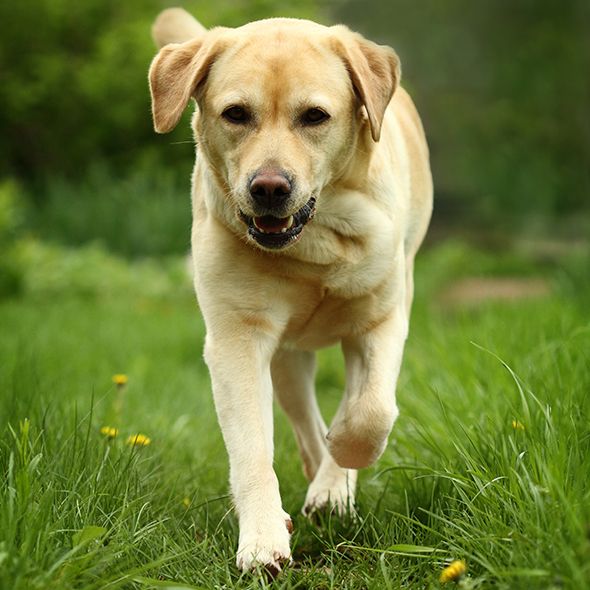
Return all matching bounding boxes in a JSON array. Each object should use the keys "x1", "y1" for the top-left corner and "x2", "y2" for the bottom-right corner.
[{"x1": 254, "y1": 215, "x2": 291, "y2": 233}]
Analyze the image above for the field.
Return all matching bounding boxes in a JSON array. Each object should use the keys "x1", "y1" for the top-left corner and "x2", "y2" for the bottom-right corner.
[
  {"x1": 1, "y1": 239, "x2": 589, "y2": 589},
  {"x1": 2, "y1": 1, "x2": 588, "y2": 588}
]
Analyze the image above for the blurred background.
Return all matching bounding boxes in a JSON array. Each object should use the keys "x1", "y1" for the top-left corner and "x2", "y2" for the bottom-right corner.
[{"x1": 0, "y1": 0, "x2": 588, "y2": 294}]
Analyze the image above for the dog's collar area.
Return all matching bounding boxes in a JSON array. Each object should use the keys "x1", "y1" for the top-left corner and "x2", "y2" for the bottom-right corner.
[{"x1": 239, "y1": 196, "x2": 316, "y2": 249}]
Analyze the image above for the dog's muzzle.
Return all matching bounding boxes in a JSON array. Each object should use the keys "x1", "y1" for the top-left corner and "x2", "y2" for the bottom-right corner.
[{"x1": 239, "y1": 196, "x2": 316, "y2": 250}]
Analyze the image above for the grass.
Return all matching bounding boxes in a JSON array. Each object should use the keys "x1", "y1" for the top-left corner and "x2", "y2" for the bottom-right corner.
[{"x1": 1, "y1": 239, "x2": 589, "y2": 589}]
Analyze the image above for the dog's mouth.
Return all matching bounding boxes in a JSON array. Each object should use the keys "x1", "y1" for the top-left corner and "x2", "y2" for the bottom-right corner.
[{"x1": 239, "y1": 197, "x2": 316, "y2": 249}]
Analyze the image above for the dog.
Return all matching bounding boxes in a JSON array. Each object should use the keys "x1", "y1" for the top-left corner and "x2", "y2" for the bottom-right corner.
[{"x1": 149, "y1": 7, "x2": 432, "y2": 573}]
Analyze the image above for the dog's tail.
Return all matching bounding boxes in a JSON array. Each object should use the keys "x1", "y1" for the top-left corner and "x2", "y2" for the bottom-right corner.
[{"x1": 152, "y1": 8, "x2": 206, "y2": 48}]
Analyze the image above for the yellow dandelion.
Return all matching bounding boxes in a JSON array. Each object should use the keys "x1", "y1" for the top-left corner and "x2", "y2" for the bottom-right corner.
[
  {"x1": 126, "y1": 433, "x2": 151, "y2": 447},
  {"x1": 100, "y1": 426, "x2": 119, "y2": 438},
  {"x1": 182, "y1": 497, "x2": 191, "y2": 509},
  {"x1": 511, "y1": 420, "x2": 525, "y2": 431},
  {"x1": 440, "y1": 560, "x2": 467, "y2": 583},
  {"x1": 112, "y1": 374, "x2": 129, "y2": 387}
]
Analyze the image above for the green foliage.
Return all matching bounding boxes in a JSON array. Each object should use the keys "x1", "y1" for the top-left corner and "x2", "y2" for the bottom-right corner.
[
  {"x1": 0, "y1": 174, "x2": 192, "y2": 299},
  {"x1": 0, "y1": 180, "x2": 27, "y2": 296},
  {"x1": 0, "y1": 0, "x2": 322, "y2": 180},
  {"x1": 1, "y1": 0, "x2": 587, "y2": 246},
  {"x1": 13, "y1": 238, "x2": 192, "y2": 299},
  {"x1": 335, "y1": 0, "x2": 590, "y2": 223},
  {"x1": 27, "y1": 163, "x2": 193, "y2": 258}
]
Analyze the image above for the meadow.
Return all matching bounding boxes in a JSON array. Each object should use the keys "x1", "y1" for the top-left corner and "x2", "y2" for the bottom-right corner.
[
  {"x1": 1, "y1": 234, "x2": 588, "y2": 590},
  {"x1": 1, "y1": 1, "x2": 588, "y2": 588}
]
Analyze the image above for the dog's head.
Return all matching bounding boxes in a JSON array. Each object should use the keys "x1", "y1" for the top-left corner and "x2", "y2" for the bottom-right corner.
[{"x1": 149, "y1": 13, "x2": 400, "y2": 250}]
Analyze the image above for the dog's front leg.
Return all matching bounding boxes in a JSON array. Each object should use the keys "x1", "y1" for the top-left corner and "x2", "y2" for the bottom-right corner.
[
  {"x1": 327, "y1": 306, "x2": 409, "y2": 469},
  {"x1": 203, "y1": 327, "x2": 291, "y2": 573}
]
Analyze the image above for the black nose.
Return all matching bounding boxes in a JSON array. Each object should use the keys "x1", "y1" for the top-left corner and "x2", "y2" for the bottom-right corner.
[{"x1": 249, "y1": 171, "x2": 291, "y2": 209}]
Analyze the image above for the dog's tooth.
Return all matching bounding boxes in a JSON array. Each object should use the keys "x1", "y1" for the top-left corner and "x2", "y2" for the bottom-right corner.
[{"x1": 287, "y1": 216, "x2": 294, "y2": 229}]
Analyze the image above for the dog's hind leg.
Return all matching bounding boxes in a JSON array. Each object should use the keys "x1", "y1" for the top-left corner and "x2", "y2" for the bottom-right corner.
[
  {"x1": 271, "y1": 349, "x2": 323, "y2": 481},
  {"x1": 271, "y1": 348, "x2": 356, "y2": 516}
]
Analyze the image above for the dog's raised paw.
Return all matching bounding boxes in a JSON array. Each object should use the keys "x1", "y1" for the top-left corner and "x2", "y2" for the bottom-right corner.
[{"x1": 326, "y1": 411, "x2": 393, "y2": 469}]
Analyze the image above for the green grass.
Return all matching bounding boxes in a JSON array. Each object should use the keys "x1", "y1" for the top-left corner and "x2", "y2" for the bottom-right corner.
[{"x1": 1, "y1": 240, "x2": 589, "y2": 589}]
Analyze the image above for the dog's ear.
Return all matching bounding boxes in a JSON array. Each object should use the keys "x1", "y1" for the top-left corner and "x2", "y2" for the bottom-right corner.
[
  {"x1": 332, "y1": 29, "x2": 401, "y2": 142},
  {"x1": 148, "y1": 34, "x2": 223, "y2": 134}
]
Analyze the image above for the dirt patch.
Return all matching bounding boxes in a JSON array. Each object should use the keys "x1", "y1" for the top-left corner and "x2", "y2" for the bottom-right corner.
[{"x1": 440, "y1": 277, "x2": 551, "y2": 306}]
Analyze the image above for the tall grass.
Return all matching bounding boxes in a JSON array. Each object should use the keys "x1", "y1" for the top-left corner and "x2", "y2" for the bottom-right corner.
[{"x1": 1, "y1": 241, "x2": 589, "y2": 589}]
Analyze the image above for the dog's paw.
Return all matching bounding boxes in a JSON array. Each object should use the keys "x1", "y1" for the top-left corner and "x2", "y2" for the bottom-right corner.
[
  {"x1": 303, "y1": 487, "x2": 355, "y2": 518},
  {"x1": 326, "y1": 406, "x2": 395, "y2": 469},
  {"x1": 236, "y1": 514, "x2": 293, "y2": 574},
  {"x1": 326, "y1": 429, "x2": 387, "y2": 469},
  {"x1": 302, "y1": 470, "x2": 356, "y2": 518}
]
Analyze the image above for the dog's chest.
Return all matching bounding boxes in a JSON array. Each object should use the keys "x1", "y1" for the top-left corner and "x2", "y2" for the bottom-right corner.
[
  {"x1": 278, "y1": 213, "x2": 403, "y2": 349},
  {"x1": 281, "y1": 258, "x2": 399, "y2": 350}
]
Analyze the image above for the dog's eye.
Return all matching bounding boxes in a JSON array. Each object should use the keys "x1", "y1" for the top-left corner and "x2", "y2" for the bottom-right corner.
[
  {"x1": 222, "y1": 106, "x2": 250, "y2": 124},
  {"x1": 302, "y1": 108, "x2": 330, "y2": 126}
]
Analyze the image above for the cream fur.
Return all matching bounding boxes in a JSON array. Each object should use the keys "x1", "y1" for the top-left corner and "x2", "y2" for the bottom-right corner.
[{"x1": 149, "y1": 8, "x2": 433, "y2": 573}]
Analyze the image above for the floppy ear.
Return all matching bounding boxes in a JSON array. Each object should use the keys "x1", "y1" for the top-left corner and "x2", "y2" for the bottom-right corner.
[
  {"x1": 148, "y1": 34, "x2": 223, "y2": 133},
  {"x1": 332, "y1": 29, "x2": 401, "y2": 142}
]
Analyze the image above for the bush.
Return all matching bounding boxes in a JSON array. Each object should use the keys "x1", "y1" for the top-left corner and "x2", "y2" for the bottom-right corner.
[
  {"x1": 335, "y1": 0, "x2": 590, "y2": 223},
  {"x1": 0, "y1": 180, "x2": 27, "y2": 296},
  {"x1": 0, "y1": 0, "x2": 322, "y2": 182},
  {"x1": 28, "y1": 162, "x2": 193, "y2": 258},
  {"x1": 14, "y1": 238, "x2": 192, "y2": 299},
  {"x1": 0, "y1": 173, "x2": 193, "y2": 300}
]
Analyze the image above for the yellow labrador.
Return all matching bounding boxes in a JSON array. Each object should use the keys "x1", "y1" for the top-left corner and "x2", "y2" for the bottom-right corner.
[{"x1": 149, "y1": 8, "x2": 432, "y2": 573}]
